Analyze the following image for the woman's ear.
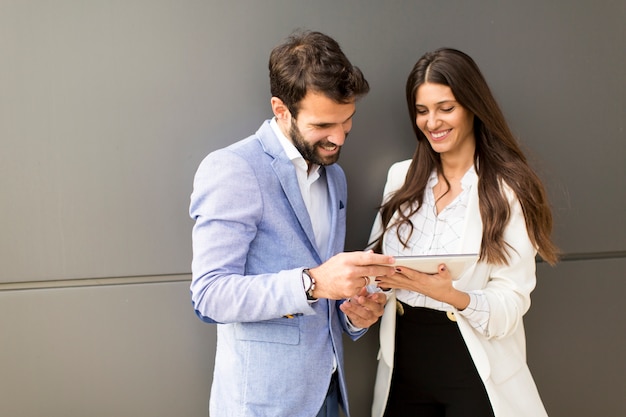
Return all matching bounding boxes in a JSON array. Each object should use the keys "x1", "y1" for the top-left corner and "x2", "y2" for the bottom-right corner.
[{"x1": 271, "y1": 97, "x2": 290, "y2": 121}]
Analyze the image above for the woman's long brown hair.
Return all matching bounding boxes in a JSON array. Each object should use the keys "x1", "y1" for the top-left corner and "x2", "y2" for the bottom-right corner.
[{"x1": 372, "y1": 48, "x2": 559, "y2": 265}]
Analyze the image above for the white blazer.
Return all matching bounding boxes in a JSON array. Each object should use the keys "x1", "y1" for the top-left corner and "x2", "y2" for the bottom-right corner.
[{"x1": 371, "y1": 160, "x2": 549, "y2": 417}]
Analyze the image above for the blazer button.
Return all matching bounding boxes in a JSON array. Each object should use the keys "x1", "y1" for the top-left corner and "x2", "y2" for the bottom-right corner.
[{"x1": 446, "y1": 311, "x2": 457, "y2": 322}]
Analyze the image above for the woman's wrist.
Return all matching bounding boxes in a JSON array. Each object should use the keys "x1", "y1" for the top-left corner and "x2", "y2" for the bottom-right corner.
[{"x1": 446, "y1": 289, "x2": 471, "y2": 311}]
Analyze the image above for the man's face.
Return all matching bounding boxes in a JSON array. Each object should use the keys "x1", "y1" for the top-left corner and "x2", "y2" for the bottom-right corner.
[{"x1": 287, "y1": 91, "x2": 356, "y2": 166}]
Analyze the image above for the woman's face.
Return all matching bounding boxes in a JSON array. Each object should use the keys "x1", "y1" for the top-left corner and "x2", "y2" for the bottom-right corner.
[{"x1": 414, "y1": 82, "x2": 475, "y2": 159}]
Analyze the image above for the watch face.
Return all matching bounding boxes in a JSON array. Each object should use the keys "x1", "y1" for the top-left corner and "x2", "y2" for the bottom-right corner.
[
  {"x1": 303, "y1": 270, "x2": 317, "y2": 300},
  {"x1": 302, "y1": 270, "x2": 312, "y2": 290}
]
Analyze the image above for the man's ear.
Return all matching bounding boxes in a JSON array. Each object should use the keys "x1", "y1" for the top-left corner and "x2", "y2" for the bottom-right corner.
[{"x1": 271, "y1": 97, "x2": 290, "y2": 121}]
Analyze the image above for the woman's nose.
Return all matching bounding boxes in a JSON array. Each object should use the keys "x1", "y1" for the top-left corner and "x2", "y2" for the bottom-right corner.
[{"x1": 425, "y1": 114, "x2": 440, "y2": 130}]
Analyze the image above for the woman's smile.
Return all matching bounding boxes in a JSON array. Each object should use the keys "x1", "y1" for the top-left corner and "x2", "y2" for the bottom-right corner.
[{"x1": 429, "y1": 129, "x2": 451, "y2": 141}]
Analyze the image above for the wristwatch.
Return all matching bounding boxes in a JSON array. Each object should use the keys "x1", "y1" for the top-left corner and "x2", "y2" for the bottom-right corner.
[{"x1": 302, "y1": 269, "x2": 317, "y2": 300}]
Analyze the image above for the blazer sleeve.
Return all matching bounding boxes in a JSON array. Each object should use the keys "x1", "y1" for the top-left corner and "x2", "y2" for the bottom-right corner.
[
  {"x1": 189, "y1": 149, "x2": 314, "y2": 324},
  {"x1": 481, "y1": 188, "x2": 538, "y2": 340}
]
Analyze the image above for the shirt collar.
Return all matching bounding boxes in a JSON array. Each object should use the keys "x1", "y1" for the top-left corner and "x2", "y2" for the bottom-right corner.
[
  {"x1": 270, "y1": 118, "x2": 321, "y2": 176},
  {"x1": 461, "y1": 165, "x2": 478, "y2": 188},
  {"x1": 428, "y1": 165, "x2": 477, "y2": 189}
]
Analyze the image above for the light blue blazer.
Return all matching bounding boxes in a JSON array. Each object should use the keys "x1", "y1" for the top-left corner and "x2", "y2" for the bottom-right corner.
[{"x1": 190, "y1": 120, "x2": 365, "y2": 417}]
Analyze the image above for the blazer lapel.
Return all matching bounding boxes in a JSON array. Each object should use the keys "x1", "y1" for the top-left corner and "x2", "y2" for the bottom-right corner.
[
  {"x1": 460, "y1": 180, "x2": 483, "y2": 253},
  {"x1": 256, "y1": 122, "x2": 322, "y2": 263},
  {"x1": 325, "y1": 167, "x2": 344, "y2": 260}
]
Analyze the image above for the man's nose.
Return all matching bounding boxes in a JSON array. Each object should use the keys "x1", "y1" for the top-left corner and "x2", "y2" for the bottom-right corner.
[{"x1": 328, "y1": 125, "x2": 347, "y2": 145}]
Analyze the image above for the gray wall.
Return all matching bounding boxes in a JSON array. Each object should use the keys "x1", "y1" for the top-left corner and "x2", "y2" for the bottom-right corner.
[{"x1": 1, "y1": 1, "x2": 624, "y2": 416}]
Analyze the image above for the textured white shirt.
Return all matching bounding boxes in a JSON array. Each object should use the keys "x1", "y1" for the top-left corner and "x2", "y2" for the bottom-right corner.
[{"x1": 383, "y1": 166, "x2": 490, "y2": 334}]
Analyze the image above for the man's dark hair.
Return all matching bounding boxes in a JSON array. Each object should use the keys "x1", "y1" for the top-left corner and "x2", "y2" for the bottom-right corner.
[{"x1": 269, "y1": 30, "x2": 369, "y2": 118}]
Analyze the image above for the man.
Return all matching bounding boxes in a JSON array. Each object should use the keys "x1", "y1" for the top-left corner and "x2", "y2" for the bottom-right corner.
[{"x1": 189, "y1": 30, "x2": 395, "y2": 417}]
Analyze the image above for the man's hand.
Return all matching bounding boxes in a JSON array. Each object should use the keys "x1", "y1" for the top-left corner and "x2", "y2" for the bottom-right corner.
[
  {"x1": 339, "y1": 287, "x2": 387, "y2": 329},
  {"x1": 308, "y1": 251, "x2": 395, "y2": 300}
]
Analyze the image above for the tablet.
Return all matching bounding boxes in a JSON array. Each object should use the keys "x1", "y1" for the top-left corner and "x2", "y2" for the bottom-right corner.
[{"x1": 393, "y1": 254, "x2": 478, "y2": 280}]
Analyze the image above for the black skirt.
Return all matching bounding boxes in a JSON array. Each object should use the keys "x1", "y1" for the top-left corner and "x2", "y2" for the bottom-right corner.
[{"x1": 384, "y1": 301, "x2": 495, "y2": 417}]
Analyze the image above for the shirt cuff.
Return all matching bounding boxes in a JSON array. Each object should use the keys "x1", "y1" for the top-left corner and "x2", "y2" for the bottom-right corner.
[
  {"x1": 458, "y1": 290, "x2": 490, "y2": 336},
  {"x1": 345, "y1": 314, "x2": 364, "y2": 332}
]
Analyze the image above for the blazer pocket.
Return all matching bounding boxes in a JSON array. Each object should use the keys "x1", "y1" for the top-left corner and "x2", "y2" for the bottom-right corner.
[
  {"x1": 234, "y1": 318, "x2": 300, "y2": 345},
  {"x1": 338, "y1": 203, "x2": 346, "y2": 219}
]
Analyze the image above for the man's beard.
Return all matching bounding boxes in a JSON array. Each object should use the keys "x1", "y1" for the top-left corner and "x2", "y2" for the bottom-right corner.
[{"x1": 289, "y1": 121, "x2": 343, "y2": 166}]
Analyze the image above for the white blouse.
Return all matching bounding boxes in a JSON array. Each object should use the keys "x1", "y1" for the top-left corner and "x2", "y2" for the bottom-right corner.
[{"x1": 383, "y1": 166, "x2": 490, "y2": 334}]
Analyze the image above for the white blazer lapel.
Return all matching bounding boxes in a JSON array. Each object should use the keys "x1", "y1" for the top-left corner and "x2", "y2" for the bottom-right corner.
[
  {"x1": 460, "y1": 179, "x2": 483, "y2": 254},
  {"x1": 456, "y1": 183, "x2": 491, "y2": 382}
]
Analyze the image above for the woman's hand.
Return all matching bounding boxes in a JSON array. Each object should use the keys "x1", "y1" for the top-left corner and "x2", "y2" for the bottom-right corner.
[{"x1": 376, "y1": 264, "x2": 470, "y2": 310}]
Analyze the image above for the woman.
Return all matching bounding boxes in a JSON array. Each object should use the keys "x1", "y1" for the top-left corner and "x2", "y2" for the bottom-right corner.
[{"x1": 370, "y1": 48, "x2": 559, "y2": 417}]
